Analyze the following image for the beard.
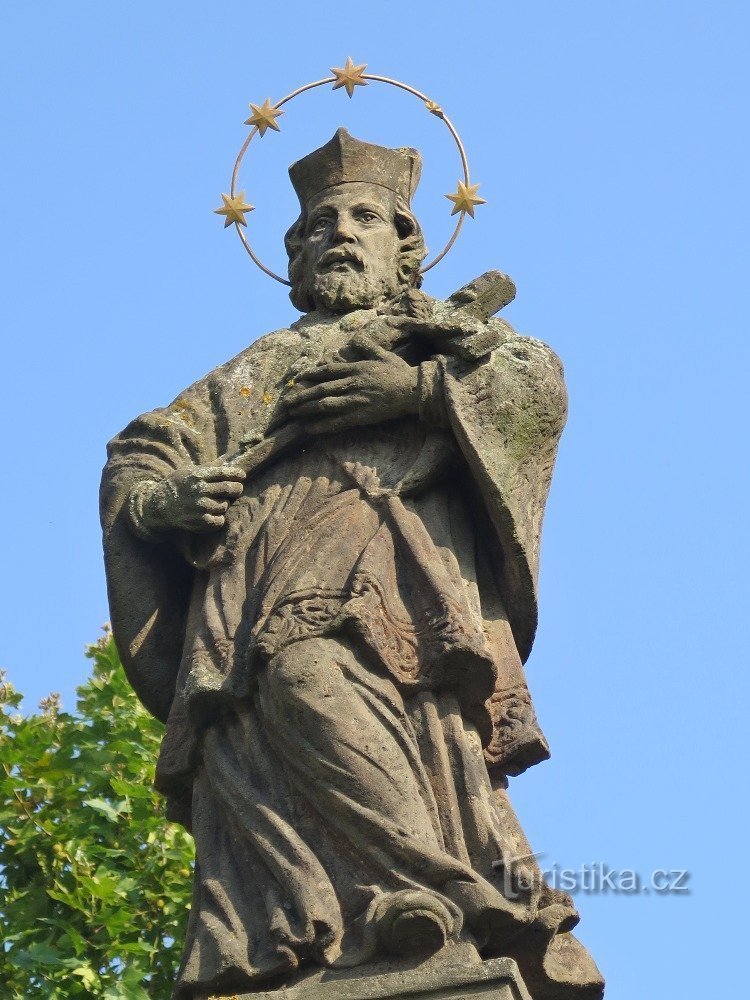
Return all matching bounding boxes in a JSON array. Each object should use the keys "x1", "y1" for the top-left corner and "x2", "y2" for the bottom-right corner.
[
  {"x1": 310, "y1": 266, "x2": 398, "y2": 313},
  {"x1": 293, "y1": 248, "x2": 402, "y2": 314}
]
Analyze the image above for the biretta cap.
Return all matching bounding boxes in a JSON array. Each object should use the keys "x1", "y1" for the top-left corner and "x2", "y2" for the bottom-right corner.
[{"x1": 289, "y1": 127, "x2": 422, "y2": 208}]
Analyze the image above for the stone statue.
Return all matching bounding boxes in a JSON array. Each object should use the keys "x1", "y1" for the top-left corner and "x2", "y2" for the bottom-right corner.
[{"x1": 101, "y1": 128, "x2": 604, "y2": 1000}]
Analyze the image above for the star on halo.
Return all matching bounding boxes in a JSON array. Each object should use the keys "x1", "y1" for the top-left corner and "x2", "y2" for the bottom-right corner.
[
  {"x1": 214, "y1": 192, "x2": 255, "y2": 228},
  {"x1": 445, "y1": 181, "x2": 487, "y2": 218},
  {"x1": 244, "y1": 98, "x2": 284, "y2": 136},
  {"x1": 331, "y1": 57, "x2": 368, "y2": 98}
]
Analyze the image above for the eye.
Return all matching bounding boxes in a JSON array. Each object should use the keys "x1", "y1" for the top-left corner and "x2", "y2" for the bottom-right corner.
[
  {"x1": 356, "y1": 210, "x2": 381, "y2": 224},
  {"x1": 309, "y1": 216, "x2": 332, "y2": 234}
]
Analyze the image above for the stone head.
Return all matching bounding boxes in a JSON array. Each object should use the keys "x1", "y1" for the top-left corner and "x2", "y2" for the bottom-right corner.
[{"x1": 285, "y1": 129, "x2": 427, "y2": 313}]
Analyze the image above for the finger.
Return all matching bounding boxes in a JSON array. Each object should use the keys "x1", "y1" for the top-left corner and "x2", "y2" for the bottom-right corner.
[
  {"x1": 197, "y1": 480, "x2": 245, "y2": 498},
  {"x1": 194, "y1": 465, "x2": 246, "y2": 482},
  {"x1": 350, "y1": 334, "x2": 391, "y2": 360},
  {"x1": 306, "y1": 409, "x2": 373, "y2": 435},
  {"x1": 290, "y1": 394, "x2": 370, "y2": 418},
  {"x1": 382, "y1": 315, "x2": 412, "y2": 330},
  {"x1": 285, "y1": 377, "x2": 359, "y2": 408},
  {"x1": 295, "y1": 362, "x2": 359, "y2": 385},
  {"x1": 306, "y1": 417, "x2": 350, "y2": 435},
  {"x1": 195, "y1": 497, "x2": 229, "y2": 514},
  {"x1": 265, "y1": 411, "x2": 289, "y2": 433},
  {"x1": 397, "y1": 318, "x2": 459, "y2": 339}
]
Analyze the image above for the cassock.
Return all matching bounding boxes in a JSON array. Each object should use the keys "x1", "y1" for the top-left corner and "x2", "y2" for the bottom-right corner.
[{"x1": 101, "y1": 304, "x2": 572, "y2": 997}]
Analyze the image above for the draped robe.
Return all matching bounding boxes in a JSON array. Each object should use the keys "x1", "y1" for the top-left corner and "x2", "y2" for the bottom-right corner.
[{"x1": 101, "y1": 306, "x2": 575, "y2": 998}]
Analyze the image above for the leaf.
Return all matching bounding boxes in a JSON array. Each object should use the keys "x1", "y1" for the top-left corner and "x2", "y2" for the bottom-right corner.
[
  {"x1": 1, "y1": 635, "x2": 194, "y2": 998},
  {"x1": 101, "y1": 974, "x2": 150, "y2": 1000},
  {"x1": 12, "y1": 942, "x2": 65, "y2": 969},
  {"x1": 109, "y1": 777, "x2": 151, "y2": 800},
  {"x1": 82, "y1": 798, "x2": 122, "y2": 823},
  {"x1": 72, "y1": 965, "x2": 99, "y2": 988}
]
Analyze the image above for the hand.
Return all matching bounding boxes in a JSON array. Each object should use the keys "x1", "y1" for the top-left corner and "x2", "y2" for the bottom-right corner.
[
  {"x1": 392, "y1": 315, "x2": 507, "y2": 361},
  {"x1": 140, "y1": 465, "x2": 246, "y2": 534},
  {"x1": 279, "y1": 335, "x2": 419, "y2": 434}
]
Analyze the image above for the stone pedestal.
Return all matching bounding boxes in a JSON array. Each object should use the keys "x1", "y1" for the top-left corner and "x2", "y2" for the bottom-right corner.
[{"x1": 222, "y1": 957, "x2": 532, "y2": 1000}]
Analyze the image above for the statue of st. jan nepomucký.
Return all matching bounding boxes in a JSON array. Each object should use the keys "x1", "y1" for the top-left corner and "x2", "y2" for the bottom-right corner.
[{"x1": 101, "y1": 119, "x2": 604, "y2": 1000}]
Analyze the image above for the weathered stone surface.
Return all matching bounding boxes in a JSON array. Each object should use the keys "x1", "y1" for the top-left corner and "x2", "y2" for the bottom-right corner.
[
  {"x1": 219, "y1": 956, "x2": 532, "y2": 1000},
  {"x1": 101, "y1": 129, "x2": 604, "y2": 1000}
]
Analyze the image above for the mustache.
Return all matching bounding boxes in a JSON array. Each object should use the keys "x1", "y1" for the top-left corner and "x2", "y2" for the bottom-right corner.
[{"x1": 317, "y1": 247, "x2": 366, "y2": 271}]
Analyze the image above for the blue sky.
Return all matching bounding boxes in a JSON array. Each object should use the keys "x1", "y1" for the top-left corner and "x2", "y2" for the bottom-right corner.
[{"x1": 2, "y1": 1, "x2": 748, "y2": 995}]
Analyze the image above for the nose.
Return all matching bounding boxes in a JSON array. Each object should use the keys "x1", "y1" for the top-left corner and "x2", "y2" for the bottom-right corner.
[{"x1": 332, "y1": 214, "x2": 356, "y2": 244}]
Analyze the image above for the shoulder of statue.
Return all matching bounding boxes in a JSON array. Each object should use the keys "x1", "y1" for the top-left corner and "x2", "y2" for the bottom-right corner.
[
  {"x1": 220, "y1": 324, "x2": 303, "y2": 369},
  {"x1": 141, "y1": 325, "x2": 307, "y2": 430},
  {"x1": 492, "y1": 333, "x2": 566, "y2": 386},
  {"x1": 442, "y1": 329, "x2": 567, "y2": 431},
  {"x1": 200, "y1": 324, "x2": 304, "y2": 388}
]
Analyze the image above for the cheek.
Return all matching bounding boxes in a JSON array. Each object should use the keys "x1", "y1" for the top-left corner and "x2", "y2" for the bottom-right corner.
[
  {"x1": 305, "y1": 236, "x2": 325, "y2": 255},
  {"x1": 298, "y1": 245, "x2": 318, "y2": 283},
  {"x1": 366, "y1": 232, "x2": 400, "y2": 267},
  {"x1": 302, "y1": 239, "x2": 325, "y2": 268}
]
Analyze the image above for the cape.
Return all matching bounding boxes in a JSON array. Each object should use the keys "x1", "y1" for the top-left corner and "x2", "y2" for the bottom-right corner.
[{"x1": 100, "y1": 307, "x2": 567, "y2": 730}]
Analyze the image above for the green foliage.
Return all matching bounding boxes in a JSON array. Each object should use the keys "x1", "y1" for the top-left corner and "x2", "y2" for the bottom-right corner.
[{"x1": 0, "y1": 632, "x2": 194, "y2": 998}]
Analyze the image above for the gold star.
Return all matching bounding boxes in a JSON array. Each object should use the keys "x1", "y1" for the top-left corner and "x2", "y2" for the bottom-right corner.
[
  {"x1": 425, "y1": 100, "x2": 444, "y2": 118},
  {"x1": 244, "y1": 98, "x2": 284, "y2": 136},
  {"x1": 445, "y1": 181, "x2": 487, "y2": 218},
  {"x1": 214, "y1": 192, "x2": 255, "y2": 228},
  {"x1": 331, "y1": 57, "x2": 368, "y2": 98}
]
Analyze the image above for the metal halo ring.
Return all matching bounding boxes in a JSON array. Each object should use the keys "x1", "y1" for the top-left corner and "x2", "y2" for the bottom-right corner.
[{"x1": 227, "y1": 68, "x2": 475, "y2": 286}]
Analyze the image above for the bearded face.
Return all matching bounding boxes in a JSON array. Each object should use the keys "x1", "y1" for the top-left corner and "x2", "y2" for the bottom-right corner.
[{"x1": 291, "y1": 183, "x2": 406, "y2": 313}]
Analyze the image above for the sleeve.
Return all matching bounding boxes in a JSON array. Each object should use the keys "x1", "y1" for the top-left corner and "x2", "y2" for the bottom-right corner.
[
  {"x1": 440, "y1": 334, "x2": 568, "y2": 664},
  {"x1": 99, "y1": 327, "x2": 302, "y2": 722},
  {"x1": 100, "y1": 385, "x2": 219, "y2": 722}
]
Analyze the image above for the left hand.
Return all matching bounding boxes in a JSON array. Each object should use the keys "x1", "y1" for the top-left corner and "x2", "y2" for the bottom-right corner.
[{"x1": 277, "y1": 335, "x2": 419, "y2": 434}]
